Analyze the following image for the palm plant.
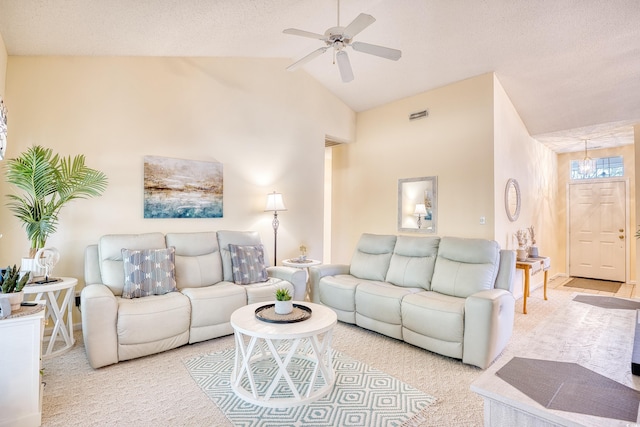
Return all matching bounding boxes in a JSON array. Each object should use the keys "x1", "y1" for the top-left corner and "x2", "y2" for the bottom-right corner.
[{"x1": 5, "y1": 145, "x2": 108, "y2": 256}]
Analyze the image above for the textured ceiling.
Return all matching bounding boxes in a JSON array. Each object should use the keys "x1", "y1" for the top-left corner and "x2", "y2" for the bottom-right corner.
[{"x1": 0, "y1": 0, "x2": 639, "y2": 152}]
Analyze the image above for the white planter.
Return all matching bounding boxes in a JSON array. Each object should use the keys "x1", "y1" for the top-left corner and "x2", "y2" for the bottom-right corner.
[
  {"x1": 0, "y1": 290, "x2": 24, "y2": 315},
  {"x1": 516, "y1": 247, "x2": 528, "y2": 262},
  {"x1": 274, "y1": 300, "x2": 293, "y2": 315}
]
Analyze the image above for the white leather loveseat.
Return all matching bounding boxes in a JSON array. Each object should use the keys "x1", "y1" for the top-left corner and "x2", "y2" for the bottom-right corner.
[
  {"x1": 81, "y1": 230, "x2": 305, "y2": 368},
  {"x1": 309, "y1": 234, "x2": 516, "y2": 369}
]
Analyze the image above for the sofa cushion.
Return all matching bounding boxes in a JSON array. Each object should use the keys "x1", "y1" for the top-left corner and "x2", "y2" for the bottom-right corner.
[
  {"x1": 116, "y1": 291, "x2": 190, "y2": 363},
  {"x1": 217, "y1": 230, "x2": 267, "y2": 282},
  {"x1": 318, "y1": 274, "x2": 361, "y2": 317},
  {"x1": 229, "y1": 244, "x2": 268, "y2": 285},
  {"x1": 349, "y1": 233, "x2": 397, "y2": 281},
  {"x1": 401, "y1": 291, "x2": 465, "y2": 358},
  {"x1": 121, "y1": 247, "x2": 177, "y2": 299},
  {"x1": 99, "y1": 232, "x2": 167, "y2": 296},
  {"x1": 430, "y1": 237, "x2": 500, "y2": 298},
  {"x1": 166, "y1": 232, "x2": 223, "y2": 289},
  {"x1": 244, "y1": 278, "x2": 294, "y2": 304},
  {"x1": 386, "y1": 236, "x2": 440, "y2": 289},
  {"x1": 181, "y1": 282, "x2": 247, "y2": 343},
  {"x1": 355, "y1": 281, "x2": 421, "y2": 339}
]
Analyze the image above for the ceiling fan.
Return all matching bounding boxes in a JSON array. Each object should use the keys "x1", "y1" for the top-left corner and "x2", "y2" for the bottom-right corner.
[{"x1": 283, "y1": 0, "x2": 402, "y2": 83}]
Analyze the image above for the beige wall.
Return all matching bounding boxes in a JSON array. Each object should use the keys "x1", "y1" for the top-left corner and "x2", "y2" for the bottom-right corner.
[
  {"x1": 636, "y1": 125, "x2": 640, "y2": 282},
  {"x1": 0, "y1": 32, "x2": 6, "y2": 96},
  {"x1": 493, "y1": 75, "x2": 560, "y2": 276},
  {"x1": 330, "y1": 72, "x2": 562, "y2": 280},
  {"x1": 0, "y1": 56, "x2": 356, "y2": 283},
  {"x1": 557, "y1": 144, "x2": 636, "y2": 282},
  {"x1": 331, "y1": 73, "x2": 496, "y2": 263}
]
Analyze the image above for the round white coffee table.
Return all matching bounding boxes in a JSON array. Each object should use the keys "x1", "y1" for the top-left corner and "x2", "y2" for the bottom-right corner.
[
  {"x1": 230, "y1": 301, "x2": 337, "y2": 408},
  {"x1": 23, "y1": 277, "x2": 78, "y2": 358}
]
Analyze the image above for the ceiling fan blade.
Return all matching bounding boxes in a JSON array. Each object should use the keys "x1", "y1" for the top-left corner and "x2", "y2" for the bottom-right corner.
[
  {"x1": 283, "y1": 28, "x2": 327, "y2": 41},
  {"x1": 352, "y1": 41, "x2": 402, "y2": 61},
  {"x1": 343, "y1": 13, "x2": 376, "y2": 39},
  {"x1": 286, "y1": 46, "x2": 329, "y2": 71},
  {"x1": 336, "y1": 50, "x2": 354, "y2": 83}
]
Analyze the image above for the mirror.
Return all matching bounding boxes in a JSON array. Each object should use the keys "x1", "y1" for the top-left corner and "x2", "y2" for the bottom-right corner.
[
  {"x1": 398, "y1": 176, "x2": 437, "y2": 233},
  {"x1": 505, "y1": 178, "x2": 521, "y2": 222}
]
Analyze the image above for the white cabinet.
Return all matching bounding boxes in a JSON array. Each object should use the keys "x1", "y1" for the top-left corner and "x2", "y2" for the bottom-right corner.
[{"x1": 0, "y1": 307, "x2": 44, "y2": 427}]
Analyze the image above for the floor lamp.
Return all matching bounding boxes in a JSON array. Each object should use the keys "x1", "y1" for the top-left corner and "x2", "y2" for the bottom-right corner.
[{"x1": 265, "y1": 191, "x2": 287, "y2": 266}]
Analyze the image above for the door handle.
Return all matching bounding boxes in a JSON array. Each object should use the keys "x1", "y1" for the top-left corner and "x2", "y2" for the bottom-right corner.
[
  {"x1": 619, "y1": 229, "x2": 624, "y2": 232},
  {"x1": 619, "y1": 235, "x2": 625, "y2": 240}
]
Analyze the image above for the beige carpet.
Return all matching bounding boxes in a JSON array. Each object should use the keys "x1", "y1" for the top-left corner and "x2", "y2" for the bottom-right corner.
[{"x1": 41, "y1": 281, "x2": 577, "y2": 427}]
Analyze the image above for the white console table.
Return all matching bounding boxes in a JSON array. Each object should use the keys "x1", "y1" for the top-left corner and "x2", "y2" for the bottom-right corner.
[
  {"x1": 0, "y1": 305, "x2": 45, "y2": 427},
  {"x1": 24, "y1": 277, "x2": 78, "y2": 358}
]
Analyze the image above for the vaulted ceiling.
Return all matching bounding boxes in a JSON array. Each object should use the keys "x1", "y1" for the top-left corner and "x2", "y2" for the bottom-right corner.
[{"x1": 0, "y1": 0, "x2": 638, "y2": 152}]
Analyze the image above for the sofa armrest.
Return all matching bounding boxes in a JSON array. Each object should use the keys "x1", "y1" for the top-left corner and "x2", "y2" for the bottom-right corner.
[
  {"x1": 84, "y1": 244, "x2": 102, "y2": 285},
  {"x1": 266, "y1": 266, "x2": 307, "y2": 301},
  {"x1": 308, "y1": 264, "x2": 350, "y2": 303},
  {"x1": 463, "y1": 289, "x2": 515, "y2": 369},
  {"x1": 81, "y1": 284, "x2": 119, "y2": 369},
  {"x1": 495, "y1": 249, "x2": 516, "y2": 293}
]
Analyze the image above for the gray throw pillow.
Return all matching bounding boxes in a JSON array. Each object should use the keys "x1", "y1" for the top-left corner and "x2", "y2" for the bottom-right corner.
[
  {"x1": 229, "y1": 244, "x2": 268, "y2": 285},
  {"x1": 122, "y1": 247, "x2": 177, "y2": 299}
]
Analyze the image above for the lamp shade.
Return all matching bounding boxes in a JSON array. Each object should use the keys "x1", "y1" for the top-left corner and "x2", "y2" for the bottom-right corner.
[
  {"x1": 264, "y1": 191, "x2": 287, "y2": 212},
  {"x1": 414, "y1": 203, "x2": 427, "y2": 216}
]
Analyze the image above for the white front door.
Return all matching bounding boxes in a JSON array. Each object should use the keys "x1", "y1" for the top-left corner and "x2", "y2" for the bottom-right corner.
[{"x1": 569, "y1": 180, "x2": 626, "y2": 282}]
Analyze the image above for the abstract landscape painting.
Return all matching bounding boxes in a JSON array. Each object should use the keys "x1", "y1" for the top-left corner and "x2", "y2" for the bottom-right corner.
[{"x1": 144, "y1": 156, "x2": 223, "y2": 218}]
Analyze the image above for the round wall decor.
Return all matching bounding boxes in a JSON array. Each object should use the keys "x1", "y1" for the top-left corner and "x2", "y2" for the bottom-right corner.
[{"x1": 505, "y1": 178, "x2": 521, "y2": 222}]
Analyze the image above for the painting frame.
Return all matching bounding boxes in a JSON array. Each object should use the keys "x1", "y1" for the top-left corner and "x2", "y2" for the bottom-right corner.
[{"x1": 143, "y1": 155, "x2": 223, "y2": 219}]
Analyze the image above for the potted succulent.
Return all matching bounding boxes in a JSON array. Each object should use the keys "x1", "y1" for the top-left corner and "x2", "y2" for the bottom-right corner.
[
  {"x1": 4, "y1": 145, "x2": 108, "y2": 261},
  {"x1": 0, "y1": 265, "x2": 30, "y2": 315},
  {"x1": 274, "y1": 287, "x2": 293, "y2": 315}
]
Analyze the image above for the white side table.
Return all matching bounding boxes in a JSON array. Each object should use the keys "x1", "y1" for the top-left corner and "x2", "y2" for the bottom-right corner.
[
  {"x1": 230, "y1": 302, "x2": 337, "y2": 408},
  {"x1": 23, "y1": 277, "x2": 78, "y2": 358},
  {"x1": 282, "y1": 259, "x2": 321, "y2": 301},
  {"x1": 282, "y1": 258, "x2": 322, "y2": 269}
]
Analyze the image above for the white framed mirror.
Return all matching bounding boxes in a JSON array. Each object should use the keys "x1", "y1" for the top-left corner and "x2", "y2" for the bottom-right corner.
[
  {"x1": 505, "y1": 178, "x2": 521, "y2": 222},
  {"x1": 398, "y1": 176, "x2": 437, "y2": 233}
]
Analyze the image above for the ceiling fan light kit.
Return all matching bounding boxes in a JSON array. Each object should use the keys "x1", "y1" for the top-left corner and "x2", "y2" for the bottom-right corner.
[{"x1": 283, "y1": 0, "x2": 402, "y2": 83}]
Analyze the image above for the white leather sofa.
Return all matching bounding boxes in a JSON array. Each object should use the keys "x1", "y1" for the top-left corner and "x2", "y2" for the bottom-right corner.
[
  {"x1": 81, "y1": 230, "x2": 305, "y2": 369},
  {"x1": 309, "y1": 234, "x2": 516, "y2": 369}
]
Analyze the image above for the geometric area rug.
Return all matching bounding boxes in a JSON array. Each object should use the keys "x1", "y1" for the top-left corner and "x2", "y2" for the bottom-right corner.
[
  {"x1": 184, "y1": 347, "x2": 437, "y2": 427},
  {"x1": 496, "y1": 357, "x2": 640, "y2": 422}
]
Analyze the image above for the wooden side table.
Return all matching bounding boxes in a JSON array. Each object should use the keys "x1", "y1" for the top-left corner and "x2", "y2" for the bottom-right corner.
[
  {"x1": 515, "y1": 257, "x2": 550, "y2": 314},
  {"x1": 24, "y1": 277, "x2": 78, "y2": 358}
]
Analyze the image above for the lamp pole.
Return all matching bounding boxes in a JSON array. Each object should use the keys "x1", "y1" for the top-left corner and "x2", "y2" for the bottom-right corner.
[
  {"x1": 272, "y1": 210, "x2": 280, "y2": 266},
  {"x1": 265, "y1": 191, "x2": 286, "y2": 266}
]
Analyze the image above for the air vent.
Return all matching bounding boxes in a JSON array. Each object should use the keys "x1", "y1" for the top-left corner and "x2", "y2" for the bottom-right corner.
[
  {"x1": 409, "y1": 110, "x2": 428, "y2": 121},
  {"x1": 325, "y1": 139, "x2": 344, "y2": 147}
]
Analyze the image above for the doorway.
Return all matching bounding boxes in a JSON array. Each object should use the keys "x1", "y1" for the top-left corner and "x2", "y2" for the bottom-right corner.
[{"x1": 568, "y1": 180, "x2": 627, "y2": 282}]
